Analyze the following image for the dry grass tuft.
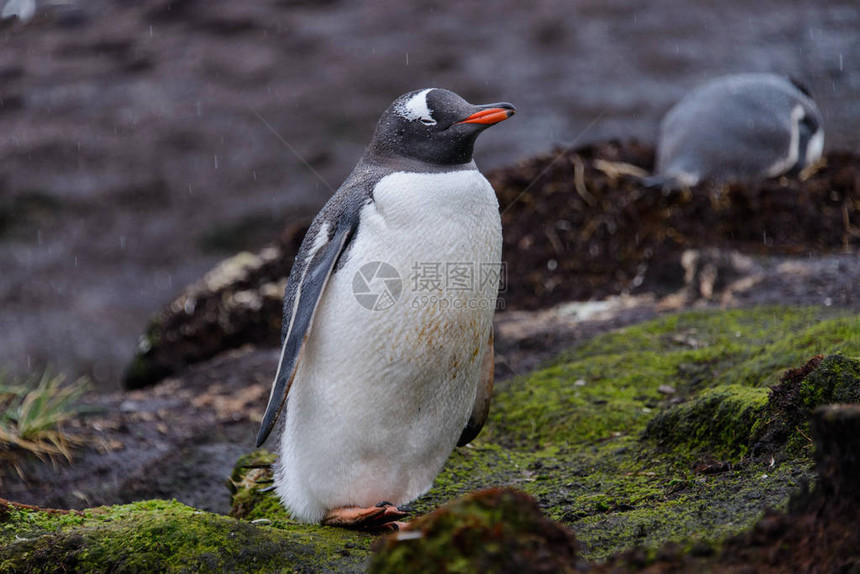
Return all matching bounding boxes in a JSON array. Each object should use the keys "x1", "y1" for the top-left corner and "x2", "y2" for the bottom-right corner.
[{"x1": 0, "y1": 370, "x2": 89, "y2": 469}]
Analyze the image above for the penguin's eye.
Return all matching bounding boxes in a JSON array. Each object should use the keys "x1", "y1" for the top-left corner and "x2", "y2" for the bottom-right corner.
[{"x1": 420, "y1": 118, "x2": 436, "y2": 126}]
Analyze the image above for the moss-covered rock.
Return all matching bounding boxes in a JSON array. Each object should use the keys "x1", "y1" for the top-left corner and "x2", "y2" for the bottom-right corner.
[
  {"x1": 0, "y1": 498, "x2": 372, "y2": 573},
  {"x1": 646, "y1": 352, "x2": 860, "y2": 463},
  {"x1": 228, "y1": 449, "x2": 288, "y2": 522},
  {"x1": 369, "y1": 488, "x2": 580, "y2": 574},
  {"x1": 757, "y1": 354, "x2": 860, "y2": 454},
  {"x1": 645, "y1": 385, "x2": 770, "y2": 461},
  {"x1": 123, "y1": 235, "x2": 303, "y2": 390}
]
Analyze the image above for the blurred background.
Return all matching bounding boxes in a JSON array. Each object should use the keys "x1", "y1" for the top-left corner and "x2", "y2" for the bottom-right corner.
[{"x1": 0, "y1": 0, "x2": 858, "y2": 390}]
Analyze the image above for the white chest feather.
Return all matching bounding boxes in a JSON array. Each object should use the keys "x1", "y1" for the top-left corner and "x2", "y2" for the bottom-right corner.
[
  {"x1": 364, "y1": 169, "x2": 502, "y2": 265},
  {"x1": 275, "y1": 168, "x2": 502, "y2": 522}
]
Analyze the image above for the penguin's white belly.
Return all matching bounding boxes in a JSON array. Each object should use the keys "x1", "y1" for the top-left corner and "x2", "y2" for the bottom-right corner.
[{"x1": 275, "y1": 169, "x2": 502, "y2": 523}]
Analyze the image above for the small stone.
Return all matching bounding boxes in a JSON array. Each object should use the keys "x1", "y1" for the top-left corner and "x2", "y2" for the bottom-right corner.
[{"x1": 658, "y1": 385, "x2": 676, "y2": 395}]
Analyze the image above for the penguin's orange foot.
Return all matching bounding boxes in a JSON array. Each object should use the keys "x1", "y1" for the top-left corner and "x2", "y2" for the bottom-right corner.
[{"x1": 320, "y1": 501, "x2": 408, "y2": 531}]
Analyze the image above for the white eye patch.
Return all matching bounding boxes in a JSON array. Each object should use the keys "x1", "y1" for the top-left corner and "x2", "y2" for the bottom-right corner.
[{"x1": 395, "y1": 88, "x2": 437, "y2": 126}]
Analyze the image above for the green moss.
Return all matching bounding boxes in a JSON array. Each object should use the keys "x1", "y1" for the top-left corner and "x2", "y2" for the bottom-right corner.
[
  {"x1": 719, "y1": 317, "x2": 860, "y2": 388},
  {"x1": 369, "y1": 488, "x2": 579, "y2": 574},
  {"x1": 754, "y1": 354, "x2": 860, "y2": 454},
  {"x1": 645, "y1": 385, "x2": 770, "y2": 461},
  {"x1": 798, "y1": 354, "x2": 860, "y2": 406},
  {"x1": 441, "y1": 307, "x2": 858, "y2": 559},
  {"x1": 488, "y1": 307, "x2": 860, "y2": 450},
  {"x1": 10, "y1": 306, "x2": 857, "y2": 571},
  {"x1": 0, "y1": 499, "x2": 372, "y2": 573},
  {"x1": 228, "y1": 450, "x2": 290, "y2": 522},
  {"x1": 226, "y1": 306, "x2": 860, "y2": 564}
]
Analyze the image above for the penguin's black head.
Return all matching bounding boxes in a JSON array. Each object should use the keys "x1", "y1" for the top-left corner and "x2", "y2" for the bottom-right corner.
[{"x1": 368, "y1": 88, "x2": 516, "y2": 166}]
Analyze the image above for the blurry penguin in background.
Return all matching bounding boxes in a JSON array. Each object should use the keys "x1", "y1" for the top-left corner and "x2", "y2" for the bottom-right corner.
[
  {"x1": 1, "y1": 0, "x2": 36, "y2": 22},
  {"x1": 646, "y1": 73, "x2": 824, "y2": 188}
]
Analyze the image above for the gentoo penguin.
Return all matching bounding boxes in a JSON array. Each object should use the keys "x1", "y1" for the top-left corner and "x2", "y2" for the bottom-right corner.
[
  {"x1": 256, "y1": 88, "x2": 515, "y2": 529},
  {"x1": 649, "y1": 73, "x2": 824, "y2": 187}
]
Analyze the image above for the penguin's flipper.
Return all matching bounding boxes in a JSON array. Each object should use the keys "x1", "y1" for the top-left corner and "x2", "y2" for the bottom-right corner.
[
  {"x1": 256, "y1": 221, "x2": 354, "y2": 447},
  {"x1": 457, "y1": 327, "x2": 495, "y2": 447}
]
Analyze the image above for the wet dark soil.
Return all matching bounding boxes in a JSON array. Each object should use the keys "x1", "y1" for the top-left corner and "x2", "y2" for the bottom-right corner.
[
  {"x1": 0, "y1": 346, "x2": 274, "y2": 512},
  {"x1": 493, "y1": 142, "x2": 859, "y2": 311}
]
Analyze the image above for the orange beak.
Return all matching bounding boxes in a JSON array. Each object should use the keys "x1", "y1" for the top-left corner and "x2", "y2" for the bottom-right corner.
[{"x1": 456, "y1": 106, "x2": 516, "y2": 125}]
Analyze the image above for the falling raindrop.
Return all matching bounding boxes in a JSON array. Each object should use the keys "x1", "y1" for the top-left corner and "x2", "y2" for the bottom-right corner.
[
  {"x1": 839, "y1": 54, "x2": 843, "y2": 72},
  {"x1": 214, "y1": 154, "x2": 219, "y2": 169},
  {"x1": 405, "y1": 52, "x2": 409, "y2": 66},
  {"x1": 120, "y1": 235, "x2": 126, "y2": 249}
]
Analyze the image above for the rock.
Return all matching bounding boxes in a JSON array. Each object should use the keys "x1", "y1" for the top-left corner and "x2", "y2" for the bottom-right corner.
[
  {"x1": 123, "y1": 223, "x2": 307, "y2": 389},
  {"x1": 646, "y1": 352, "x2": 860, "y2": 463},
  {"x1": 680, "y1": 248, "x2": 756, "y2": 302},
  {"x1": 369, "y1": 488, "x2": 581, "y2": 574},
  {"x1": 754, "y1": 353, "x2": 860, "y2": 455},
  {"x1": 644, "y1": 384, "x2": 769, "y2": 461},
  {"x1": 228, "y1": 450, "x2": 286, "y2": 522},
  {"x1": 0, "y1": 498, "x2": 372, "y2": 573}
]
